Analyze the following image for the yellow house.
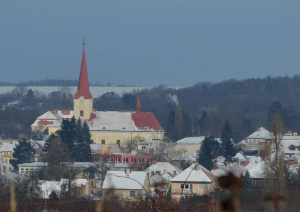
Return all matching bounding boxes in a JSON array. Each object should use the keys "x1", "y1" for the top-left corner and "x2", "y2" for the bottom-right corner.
[
  {"x1": 0, "y1": 143, "x2": 15, "y2": 166},
  {"x1": 31, "y1": 43, "x2": 164, "y2": 148}
]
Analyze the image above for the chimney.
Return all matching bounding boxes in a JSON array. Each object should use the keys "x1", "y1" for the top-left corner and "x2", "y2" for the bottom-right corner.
[
  {"x1": 245, "y1": 161, "x2": 249, "y2": 166},
  {"x1": 3, "y1": 166, "x2": 6, "y2": 173},
  {"x1": 213, "y1": 162, "x2": 217, "y2": 170},
  {"x1": 156, "y1": 171, "x2": 161, "y2": 175},
  {"x1": 255, "y1": 160, "x2": 257, "y2": 164},
  {"x1": 126, "y1": 168, "x2": 131, "y2": 175}
]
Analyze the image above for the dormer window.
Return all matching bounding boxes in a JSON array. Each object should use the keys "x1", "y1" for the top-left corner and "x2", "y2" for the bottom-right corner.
[{"x1": 80, "y1": 110, "x2": 84, "y2": 117}]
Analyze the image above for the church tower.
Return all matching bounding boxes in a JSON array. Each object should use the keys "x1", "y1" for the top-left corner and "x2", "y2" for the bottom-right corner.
[{"x1": 73, "y1": 41, "x2": 93, "y2": 120}]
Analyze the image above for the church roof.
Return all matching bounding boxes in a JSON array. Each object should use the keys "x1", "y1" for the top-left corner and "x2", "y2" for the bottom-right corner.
[
  {"x1": 87, "y1": 111, "x2": 164, "y2": 132},
  {"x1": 73, "y1": 44, "x2": 92, "y2": 100}
]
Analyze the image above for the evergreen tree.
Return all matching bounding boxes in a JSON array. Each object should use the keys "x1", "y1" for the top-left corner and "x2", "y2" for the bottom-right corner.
[
  {"x1": 221, "y1": 120, "x2": 232, "y2": 141},
  {"x1": 43, "y1": 134, "x2": 59, "y2": 152},
  {"x1": 73, "y1": 131, "x2": 93, "y2": 162},
  {"x1": 82, "y1": 121, "x2": 92, "y2": 144},
  {"x1": 57, "y1": 116, "x2": 77, "y2": 154},
  {"x1": 241, "y1": 171, "x2": 253, "y2": 189},
  {"x1": 10, "y1": 138, "x2": 36, "y2": 170},
  {"x1": 56, "y1": 117, "x2": 93, "y2": 162},
  {"x1": 220, "y1": 120, "x2": 238, "y2": 166},
  {"x1": 197, "y1": 136, "x2": 213, "y2": 171}
]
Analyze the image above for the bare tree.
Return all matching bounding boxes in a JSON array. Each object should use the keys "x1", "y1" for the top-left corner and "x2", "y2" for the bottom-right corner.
[
  {"x1": 263, "y1": 112, "x2": 286, "y2": 211},
  {"x1": 12, "y1": 84, "x2": 28, "y2": 99}
]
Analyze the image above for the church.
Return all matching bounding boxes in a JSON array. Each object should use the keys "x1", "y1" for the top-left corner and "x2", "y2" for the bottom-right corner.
[{"x1": 31, "y1": 44, "x2": 165, "y2": 147}]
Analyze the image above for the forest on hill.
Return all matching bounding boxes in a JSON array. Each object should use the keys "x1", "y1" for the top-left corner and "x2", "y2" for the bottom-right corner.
[{"x1": 1, "y1": 75, "x2": 300, "y2": 143}]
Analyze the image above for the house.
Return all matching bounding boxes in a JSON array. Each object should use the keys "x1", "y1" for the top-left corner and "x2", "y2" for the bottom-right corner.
[
  {"x1": 18, "y1": 162, "x2": 129, "y2": 179},
  {"x1": 175, "y1": 136, "x2": 221, "y2": 155},
  {"x1": 0, "y1": 143, "x2": 15, "y2": 166},
  {"x1": 172, "y1": 152, "x2": 196, "y2": 169},
  {"x1": 75, "y1": 166, "x2": 103, "y2": 194},
  {"x1": 233, "y1": 152, "x2": 247, "y2": 165},
  {"x1": 145, "y1": 162, "x2": 182, "y2": 197},
  {"x1": 31, "y1": 43, "x2": 165, "y2": 148},
  {"x1": 102, "y1": 171, "x2": 150, "y2": 200},
  {"x1": 237, "y1": 127, "x2": 271, "y2": 152},
  {"x1": 171, "y1": 164, "x2": 217, "y2": 201},
  {"x1": 212, "y1": 165, "x2": 247, "y2": 179},
  {"x1": 246, "y1": 161, "x2": 265, "y2": 187},
  {"x1": 137, "y1": 139, "x2": 164, "y2": 155},
  {"x1": 90, "y1": 144, "x2": 121, "y2": 154},
  {"x1": 92, "y1": 153, "x2": 155, "y2": 166},
  {"x1": 0, "y1": 162, "x2": 18, "y2": 182},
  {"x1": 39, "y1": 179, "x2": 89, "y2": 199}
]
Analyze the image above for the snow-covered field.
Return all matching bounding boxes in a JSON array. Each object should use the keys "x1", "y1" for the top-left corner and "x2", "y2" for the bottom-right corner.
[{"x1": 0, "y1": 86, "x2": 147, "y2": 97}]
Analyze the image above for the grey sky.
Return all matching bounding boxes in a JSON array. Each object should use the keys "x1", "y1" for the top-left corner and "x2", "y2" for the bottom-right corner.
[{"x1": 1, "y1": 1, "x2": 300, "y2": 87}]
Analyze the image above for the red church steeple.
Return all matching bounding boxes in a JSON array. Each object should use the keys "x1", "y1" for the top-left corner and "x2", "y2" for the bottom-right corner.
[
  {"x1": 74, "y1": 41, "x2": 92, "y2": 99},
  {"x1": 136, "y1": 89, "x2": 141, "y2": 113}
]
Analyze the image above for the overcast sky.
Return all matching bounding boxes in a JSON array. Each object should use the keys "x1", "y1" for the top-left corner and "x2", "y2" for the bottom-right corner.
[{"x1": 1, "y1": 1, "x2": 300, "y2": 87}]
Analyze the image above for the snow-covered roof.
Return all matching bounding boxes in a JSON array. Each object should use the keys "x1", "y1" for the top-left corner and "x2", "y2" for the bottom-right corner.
[
  {"x1": 212, "y1": 165, "x2": 247, "y2": 178},
  {"x1": 149, "y1": 173, "x2": 169, "y2": 186},
  {"x1": 31, "y1": 110, "x2": 74, "y2": 127},
  {"x1": 176, "y1": 136, "x2": 221, "y2": 146},
  {"x1": 171, "y1": 164, "x2": 216, "y2": 183},
  {"x1": 18, "y1": 162, "x2": 48, "y2": 167},
  {"x1": 247, "y1": 127, "x2": 271, "y2": 139},
  {"x1": 281, "y1": 136, "x2": 300, "y2": 149},
  {"x1": 234, "y1": 153, "x2": 247, "y2": 162},
  {"x1": 172, "y1": 152, "x2": 196, "y2": 162},
  {"x1": 245, "y1": 156, "x2": 261, "y2": 164},
  {"x1": 88, "y1": 111, "x2": 163, "y2": 132},
  {"x1": 145, "y1": 162, "x2": 182, "y2": 176},
  {"x1": 284, "y1": 147, "x2": 300, "y2": 155},
  {"x1": 0, "y1": 143, "x2": 15, "y2": 152},
  {"x1": 102, "y1": 171, "x2": 147, "y2": 190},
  {"x1": 39, "y1": 179, "x2": 87, "y2": 199},
  {"x1": 247, "y1": 162, "x2": 265, "y2": 179},
  {"x1": 0, "y1": 162, "x2": 18, "y2": 181},
  {"x1": 90, "y1": 144, "x2": 106, "y2": 153},
  {"x1": 37, "y1": 111, "x2": 58, "y2": 120}
]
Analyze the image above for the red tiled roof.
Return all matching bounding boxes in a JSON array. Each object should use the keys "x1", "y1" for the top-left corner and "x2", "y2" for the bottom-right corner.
[
  {"x1": 73, "y1": 47, "x2": 92, "y2": 99},
  {"x1": 37, "y1": 120, "x2": 53, "y2": 126},
  {"x1": 131, "y1": 112, "x2": 164, "y2": 131},
  {"x1": 62, "y1": 110, "x2": 70, "y2": 115}
]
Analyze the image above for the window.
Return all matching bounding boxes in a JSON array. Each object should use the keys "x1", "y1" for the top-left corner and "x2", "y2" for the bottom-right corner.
[
  {"x1": 99, "y1": 157, "x2": 104, "y2": 162},
  {"x1": 80, "y1": 110, "x2": 84, "y2": 117},
  {"x1": 199, "y1": 184, "x2": 208, "y2": 190},
  {"x1": 108, "y1": 157, "x2": 113, "y2": 162},
  {"x1": 142, "y1": 146, "x2": 146, "y2": 150},
  {"x1": 139, "y1": 158, "x2": 144, "y2": 164},
  {"x1": 130, "y1": 191, "x2": 136, "y2": 196},
  {"x1": 147, "y1": 158, "x2": 152, "y2": 164},
  {"x1": 91, "y1": 181, "x2": 93, "y2": 185},
  {"x1": 131, "y1": 158, "x2": 136, "y2": 164},
  {"x1": 181, "y1": 184, "x2": 192, "y2": 189},
  {"x1": 123, "y1": 158, "x2": 128, "y2": 164},
  {"x1": 101, "y1": 139, "x2": 105, "y2": 144},
  {"x1": 115, "y1": 158, "x2": 120, "y2": 163},
  {"x1": 116, "y1": 140, "x2": 120, "y2": 147}
]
